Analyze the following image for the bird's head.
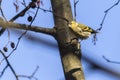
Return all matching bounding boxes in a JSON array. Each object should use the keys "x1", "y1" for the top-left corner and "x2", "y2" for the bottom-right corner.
[{"x1": 68, "y1": 21, "x2": 78, "y2": 28}]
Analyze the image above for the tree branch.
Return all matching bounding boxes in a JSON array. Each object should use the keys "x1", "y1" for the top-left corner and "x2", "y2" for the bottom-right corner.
[
  {"x1": 0, "y1": 1, "x2": 37, "y2": 36},
  {"x1": 0, "y1": 50, "x2": 18, "y2": 80},
  {"x1": 17, "y1": 66, "x2": 39, "y2": 80},
  {"x1": 0, "y1": 18, "x2": 56, "y2": 36}
]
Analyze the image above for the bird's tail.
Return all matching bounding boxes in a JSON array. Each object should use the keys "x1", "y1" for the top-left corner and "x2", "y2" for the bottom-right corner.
[{"x1": 91, "y1": 29, "x2": 99, "y2": 34}]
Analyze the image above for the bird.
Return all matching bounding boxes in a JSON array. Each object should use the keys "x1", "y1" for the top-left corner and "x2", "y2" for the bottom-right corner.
[{"x1": 68, "y1": 20, "x2": 98, "y2": 39}]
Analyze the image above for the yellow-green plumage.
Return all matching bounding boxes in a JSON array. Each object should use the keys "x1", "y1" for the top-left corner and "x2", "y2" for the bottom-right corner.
[{"x1": 68, "y1": 21, "x2": 97, "y2": 39}]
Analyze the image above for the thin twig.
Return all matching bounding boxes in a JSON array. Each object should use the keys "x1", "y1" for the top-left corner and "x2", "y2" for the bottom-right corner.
[
  {"x1": 73, "y1": 0, "x2": 79, "y2": 21},
  {"x1": 99, "y1": 0, "x2": 120, "y2": 31},
  {"x1": 0, "y1": 1, "x2": 36, "y2": 36},
  {"x1": 10, "y1": 2, "x2": 33, "y2": 22},
  {"x1": 0, "y1": 0, "x2": 7, "y2": 21},
  {"x1": 18, "y1": 66, "x2": 39, "y2": 80},
  {"x1": 103, "y1": 56, "x2": 120, "y2": 64},
  {"x1": 94, "y1": 0, "x2": 120, "y2": 44},
  {"x1": 7, "y1": 5, "x2": 40, "y2": 59},
  {"x1": 39, "y1": 7, "x2": 69, "y2": 22},
  {"x1": 0, "y1": 65, "x2": 8, "y2": 78},
  {"x1": 0, "y1": 50, "x2": 18, "y2": 80},
  {"x1": 22, "y1": 0, "x2": 27, "y2": 7},
  {"x1": 29, "y1": 6, "x2": 39, "y2": 27},
  {"x1": 0, "y1": 55, "x2": 4, "y2": 65},
  {"x1": 7, "y1": 30, "x2": 27, "y2": 58}
]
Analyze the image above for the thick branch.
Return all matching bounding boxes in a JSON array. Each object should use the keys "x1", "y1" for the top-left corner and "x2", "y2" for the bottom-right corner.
[
  {"x1": 51, "y1": 0, "x2": 85, "y2": 80},
  {"x1": 0, "y1": 19, "x2": 56, "y2": 36}
]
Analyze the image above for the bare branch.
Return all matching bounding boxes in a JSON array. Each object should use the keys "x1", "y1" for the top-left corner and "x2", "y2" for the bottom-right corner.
[
  {"x1": 29, "y1": 6, "x2": 39, "y2": 28},
  {"x1": 6, "y1": 24, "x2": 28, "y2": 61},
  {"x1": 0, "y1": 0, "x2": 7, "y2": 21},
  {"x1": 39, "y1": 7, "x2": 69, "y2": 22},
  {"x1": 94, "y1": 0, "x2": 120, "y2": 45},
  {"x1": 31, "y1": 66, "x2": 39, "y2": 78},
  {"x1": 73, "y1": 0, "x2": 79, "y2": 21},
  {"x1": 0, "y1": 1, "x2": 38, "y2": 36},
  {"x1": 0, "y1": 15, "x2": 55, "y2": 59},
  {"x1": 17, "y1": 66, "x2": 39, "y2": 80},
  {"x1": 0, "y1": 6, "x2": 51, "y2": 71},
  {"x1": 7, "y1": 31, "x2": 27, "y2": 58},
  {"x1": 6, "y1": 2, "x2": 40, "y2": 59},
  {"x1": 0, "y1": 49, "x2": 39, "y2": 80},
  {"x1": 0, "y1": 50, "x2": 18, "y2": 80},
  {"x1": 0, "y1": 19, "x2": 56, "y2": 35},
  {"x1": 103, "y1": 56, "x2": 120, "y2": 64},
  {"x1": 22, "y1": 0, "x2": 27, "y2": 7},
  {"x1": 99, "y1": 0, "x2": 120, "y2": 31},
  {"x1": 0, "y1": 65, "x2": 8, "y2": 78}
]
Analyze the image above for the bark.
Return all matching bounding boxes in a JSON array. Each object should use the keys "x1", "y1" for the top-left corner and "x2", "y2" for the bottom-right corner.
[{"x1": 51, "y1": 0, "x2": 85, "y2": 80}]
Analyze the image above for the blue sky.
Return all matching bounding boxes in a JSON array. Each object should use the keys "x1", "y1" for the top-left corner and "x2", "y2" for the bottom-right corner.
[{"x1": 0, "y1": 0, "x2": 120, "y2": 80}]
